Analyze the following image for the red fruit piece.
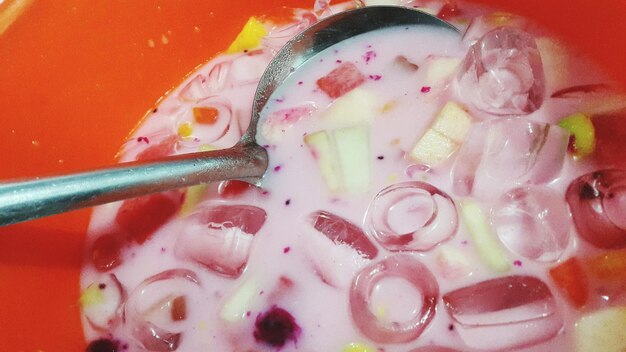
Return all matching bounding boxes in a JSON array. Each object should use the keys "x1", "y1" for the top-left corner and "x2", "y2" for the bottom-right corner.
[
  {"x1": 217, "y1": 180, "x2": 262, "y2": 199},
  {"x1": 586, "y1": 248, "x2": 626, "y2": 282},
  {"x1": 548, "y1": 257, "x2": 589, "y2": 308},
  {"x1": 437, "y1": 1, "x2": 462, "y2": 20},
  {"x1": 316, "y1": 62, "x2": 366, "y2": 99},
  {"x1": 594, "y1": 113, "x2": 626, "y2": 168},
  {"x1": 116, "y1": 192, "x2": 182, "y2": 244},
  {"x1": 136, "y1": 135, "x2": 178, "y2": 161},
  {"x1": 310, "y1": 210, "x2": 378, "y2": 259},
  {"x1": 86, "y1": 338, "x2": 119, "y2": 352},
  {"x1": 91, "y1": 233, "x2": 124, "y2": 272}
]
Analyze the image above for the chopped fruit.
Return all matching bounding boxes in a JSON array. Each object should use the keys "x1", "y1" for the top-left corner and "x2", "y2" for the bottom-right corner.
[
  {"x1": 316, "y1": 62, "x2": 366, "y2": 99},
  {"x1": 116, "y1": 192, "x2": 182, "y2": 244},
  {"x1": 180, "y1": 184, "x2": 208, "y2": 215},
  {"x1": 171, "y1": 296, "x2": 187, "y2": 321},
  {"x1": 321, "y1": 88, "x2": 377, "y2": 128},
  {"x1": 220, "y1": 278, "x2": 260, "y2": 323},
  {"x1": 305, "y1": 125, "x2": 371, "y2": 194},
  {"x1": 549, "y1": 257, "x2": 589, "y2": 308},
  {"x1": 177, "y1": 122, "x2": 193, "y2": 138},
  {"x1": 435, "y1": 245, "x2": 473, "y2": 279},
  {"x1": 437, "y1": 1, "x2": 462, "y2": 20},
  {"x1": 587, "y1": 248, "x2": 626, "y2": 282},
  {"x1": 423, "y1": 56, "x2": 462, "y2": 87},
  {"x1": 217, "y1": 179, "x2": 262, "y2": 198},
  {"x1": 91, "y1": 233, "x2": 123, "y2": 271},
  {"x1": 343, "y1": 342, "x2": 375, "y2": 352},
  {"x1": 409, "y1": 101, "x2": 472, "y2": 166},
  {"x1": 86, "y1": 338, "x2": 119, "y2": 352},
  {"x1": 574, "y1": 307, "x2": 626, "y2": 352},
  {"x1": 193, "y1": 106, "x2": 220, "y2": 125},
  {"x1": 459, "y1": 199, "x2": 511, "y2": 272},
  {"x1": 558, "y1": 113, "x2": 595, "y2": 157},
  {"x1": 81, "y1": 274, "x2": 124, "y2": 331},
  {"x1": 136, "y1": 135, "x2": 178, "y2": 161},
  {"x1": 226, "y1": 17, "x2": 267, "y2": 54},
  {"x1": 254, "y1": 306, "x2": 301, "y2": 347},
  {"x1": 261, "y1": 103, "x2": 316, "y2": 143}
]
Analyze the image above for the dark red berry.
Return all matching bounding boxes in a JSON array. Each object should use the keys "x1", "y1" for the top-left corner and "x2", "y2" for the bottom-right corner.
[
  {"x1": 254, "y1": 306, "x2": 301, "y2": 348},
  {"x1": 86, "y1": 338, "x2": 118, "y2": 352}
]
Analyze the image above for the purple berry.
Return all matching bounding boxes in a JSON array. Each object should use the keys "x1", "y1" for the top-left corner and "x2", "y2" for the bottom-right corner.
[
  {"x1": 254, "y1": 306, "x2": 301, "y2": 347},
  {"x1": 86, "y1": 338, "x2": 118, "y2": 352}
]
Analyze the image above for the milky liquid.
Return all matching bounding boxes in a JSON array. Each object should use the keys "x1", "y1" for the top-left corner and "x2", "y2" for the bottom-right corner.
[{"x1": 80, "y1": 4, "x2": 621, "y2": 352}]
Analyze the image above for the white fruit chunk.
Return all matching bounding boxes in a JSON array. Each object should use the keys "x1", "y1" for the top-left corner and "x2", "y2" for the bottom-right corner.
[
  {"x1": 575, "y1": 307, "x2": 626, "y2": 352},
  {"x1": 423, "y1": 56, "x2": 462, "y2": 87},
  {"x1": 409, "y1": 101, "x2": 473, "y2": 166},
  {"x1": 322, "y1": 88, "x2": 378, "y2": 128},
  {"x1": 220, "y1": 278, "x2": 260, "y2": 323},
  {"x1": 460, "y1": 199, "x2": 511, "y2": 272},
  {"x1": 305, "y1": 125, "x2": 371, "y2": 194},
  {"x1": 80, "y1": 274, "x2": 124, "y2": 331}
]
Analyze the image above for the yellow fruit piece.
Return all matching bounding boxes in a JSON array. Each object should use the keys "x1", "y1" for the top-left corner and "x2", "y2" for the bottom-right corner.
[
  {"x1": 343, "y1": 342, "x2": 375, "y2": 352},
  {"x1": 558, "y1": 112, "x2": 595, "y2": 158},
  {"x1": 226, "y1": 17, "x2": 267, "y2": 54},
  {"x1": 575, "y1": 307, "x2": 626, "y2": 352},
  {"x1": 79, "y1": 285, "x2": 104, "y2": 308},
  {"x1": 180, "y1": 184, "x2": 208, "y2": 215},
  {"x1": 178, "y1": 122, "x2": 193, "y2": 138}
]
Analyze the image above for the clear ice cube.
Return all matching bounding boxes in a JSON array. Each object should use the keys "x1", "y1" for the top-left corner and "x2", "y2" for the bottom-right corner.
[
  {"x1": 443, "y1": 275, "x2": 563, "y2": 350},
  {"x1": 566, "y1": 169, "x2": 626, "y2": 249},
  {"x1": 452, "y1": 117, "x2": 568, "y2": 198},
  {"x1": 364, "y1": 182, "x2": 458, "y2": 251},
  {"x1": 491, "y1": 185, "x2": 571, "y2": 262},
  {"x1": 456, "y1": 27, "x2": 545, "y2": 115}
]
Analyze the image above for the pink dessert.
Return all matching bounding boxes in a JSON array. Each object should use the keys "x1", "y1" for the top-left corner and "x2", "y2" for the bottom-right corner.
[{"x1": 80, "y1": 1, "x2": 626, "y2": 351}]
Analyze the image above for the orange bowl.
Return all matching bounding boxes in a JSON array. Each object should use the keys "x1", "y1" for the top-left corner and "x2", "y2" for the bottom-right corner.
[{"x1": 0, "y1": 0, "x2": 624, "y2": 350}]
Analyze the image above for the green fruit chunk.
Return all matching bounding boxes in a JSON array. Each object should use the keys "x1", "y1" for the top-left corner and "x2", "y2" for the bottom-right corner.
[{"x1": 558, "y1": 112, "x2": 595, "y2": 157}]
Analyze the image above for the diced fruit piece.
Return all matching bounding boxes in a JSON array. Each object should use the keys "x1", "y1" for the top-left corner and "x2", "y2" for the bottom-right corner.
[
  {"x1": 343, "y1": 342, "x2": 375, "y2": 352},
  {"x1": 558, "y1": 113, "x2": 595, "y2": 157},
  {"x1": 587, "y1": 248, "x2": 626, "y2": 282},
  {"x1": 217, "y1": 180, "x2": 262, "y2": 199},
  {"x1": 435, "y1": 245, "x2": 473, "y2": 279},
  {"x1": 86, "y1": 339, "x2": 119, "y2": 352},
  {"x1": 254, "y1": 306, "x2": 301, "y2": 348},
  {"x1": 409, "y1": 101, "x2": 472, "y2": 166},
  {"x1": 116, "y1": 192, "x2": 182, "y2": 244},
  {"x1": 423, "y1": 56, "x2": 462, "y2": 87},
  {"x1": 574, "y1": 307, "x2": 626, "y2": 352},
  {"x1": 193, "y1": 106, "x2": 219, "y2": 125},
  {"x1": 409, "y1": 129, "x2": 457, "y2": 166},
  {"x1": 334, "y1": 125, "x2": 370, "y2": 194},
  {"x1": 91, "y1": 233, "x2": 124, "y2": 271},
  {"x1": 316, "y1": 62, "x2": 366, "y2": 99},
  {"x1": 261, "y1": 103, "x2": 316, "y2": 143},
  {"x1": 304, "y1": 125, "x2": 371, "y2": 194},
  {"x1": 226, "y1": 17, "x2": 267, "y2": 54},
  {"x1": 443, "y1": 276, "x2": 562, "y2": 350},
  {"x1": 177, "y1": 122, "x2": 193, "y2": 138},
  {"x1": 460, "y1": 199, "x2": 510, "y2": 272},
  {"x1": 436, "y1": 1, "x2": 462, "y2": 20},
  {"x1": 549, "y1": 257, "x2": 589, "y2": 308},
  {"x1": 310, "y1": 211, "x2": 378, "y2": 259},
  {"x1": 321, "y1": 88, "x2": 377, "y2": 128},
  {"x1": 170, "y1": 296, "x2": 186, "y2": 321},
  {"x1": 136, "y1": 135, "x2": 178, "y2": 161},
  {"x1": 180, "y1": 184, "x2": 208, "y2": 215},
  {"x1": 80, "y1": 274, "x2": 124, "y2": 331},
  {"x1": 220, "y1": 278, "x2": 260, "y2": 323}
]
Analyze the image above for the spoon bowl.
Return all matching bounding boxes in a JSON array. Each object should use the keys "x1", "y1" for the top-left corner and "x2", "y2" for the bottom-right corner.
[{"x1": 0, "y1": 6, "x2": 458, "y2": 226}]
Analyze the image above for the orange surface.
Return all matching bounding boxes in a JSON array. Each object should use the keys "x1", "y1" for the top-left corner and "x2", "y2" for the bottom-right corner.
[{"x1": 0, "y1": 0, "x2": 624, "y2": 350}]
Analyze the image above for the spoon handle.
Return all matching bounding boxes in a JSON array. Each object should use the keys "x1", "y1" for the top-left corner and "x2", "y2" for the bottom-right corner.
[{"x1": 0, "y1": 143, "x2": 268, "y2": 226}]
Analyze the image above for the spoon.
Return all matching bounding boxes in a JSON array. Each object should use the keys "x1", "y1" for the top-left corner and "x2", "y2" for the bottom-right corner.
[{"x1": 0, "y1": 6, "x2": 458, "y2": 226}]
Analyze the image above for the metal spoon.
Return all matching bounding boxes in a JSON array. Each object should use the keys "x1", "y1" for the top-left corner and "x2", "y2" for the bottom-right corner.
[{"x1": 0, "y1": 6, "x2": 458, "y2": 226}]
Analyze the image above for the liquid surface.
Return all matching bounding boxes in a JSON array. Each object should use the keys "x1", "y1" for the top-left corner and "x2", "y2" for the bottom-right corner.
[{"x1": 80, "y1": 1, "x2": 626, "y2": 351}]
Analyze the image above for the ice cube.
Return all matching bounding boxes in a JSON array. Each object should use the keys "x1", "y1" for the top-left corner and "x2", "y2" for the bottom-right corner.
[
  {"x1": 309, "y1": 210, "x2": 378, "y2": 259},
  {"x1": 443, "y1": 275, "x2": 563, "y2": 350},
  {"x1": 179, "y1": 75, "x2": 210, "y2": 102},
  {"x1": 462, "y1": 13, "x2": 528, "y2": 45},
  {"x1": 566, "y1": 169, "x2": 626, "y2": 249},
  {"x1": 349, "y1": 255, "x2": 439, "y2": 343},
  {"x1": 175, "y1": 204, "x2": 267, "y2": 277},
  {"x1": 186, "y1": 97, "x2": 233, "y2": 144},
  {"x1": 263, "y1": 11, "x2": 317, "y2": 52},
  {"x1": 456, "y1": 27, "x2": 545, "y2": 115},
  {"x1": 228, "y1": 50, "x2": 273, "y2": 86},
  {"x1": 452, "y1": 117, "x2": 568, "y2": 198},
  {"x1": 124, "y1": 269, "x2": 201, "y2": 352},
  {"x1": 364, "y1": 182, "x2": 458, "y2": 251},
  {"x1": 491, "y1": 185, "x2": 571, "y2": 262}
]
